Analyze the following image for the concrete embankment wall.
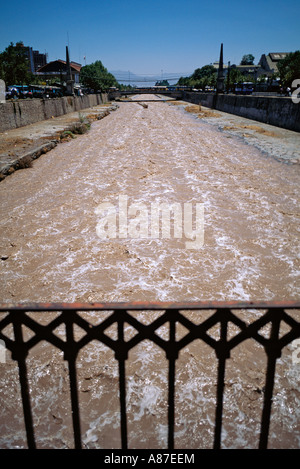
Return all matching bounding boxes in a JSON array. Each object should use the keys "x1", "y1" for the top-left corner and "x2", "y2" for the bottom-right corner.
[
  {"x1": 0, "y1": 93, "x2": 108, "y2": 133},
  {"x1": 183, "y1": 92, "x2": 300, "y2": 132}
]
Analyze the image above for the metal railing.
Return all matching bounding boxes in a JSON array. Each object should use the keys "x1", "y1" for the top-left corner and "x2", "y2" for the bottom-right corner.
[{"x1": 0, "y1": 301, "x2": 299, "y2": 449}]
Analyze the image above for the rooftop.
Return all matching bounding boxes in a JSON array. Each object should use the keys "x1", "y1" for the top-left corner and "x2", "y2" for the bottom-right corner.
[{"x1": 37, "y1": 60, "x2": 82, "y2": 73}]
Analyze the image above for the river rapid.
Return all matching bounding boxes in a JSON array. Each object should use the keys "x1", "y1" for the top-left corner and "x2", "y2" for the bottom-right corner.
[{"x1": 0, "y1": 95, "x2": 299, "y2": 448}]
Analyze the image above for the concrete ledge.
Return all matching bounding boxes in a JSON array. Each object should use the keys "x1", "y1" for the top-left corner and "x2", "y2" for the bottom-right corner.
[
  {"x1": 0, "y1": 102, "x2": 119, "y2": 181},
  {"x1": 0, "y1": 141, "x2": 58, "y2": 178},
  {"x1": 0, "y1": 93, "x2": 108, "y2": 132}
]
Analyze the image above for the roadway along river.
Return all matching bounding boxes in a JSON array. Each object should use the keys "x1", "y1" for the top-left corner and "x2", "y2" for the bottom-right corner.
[{"x1": 0, "y1": 94, "x2": 299, "y2": 448}]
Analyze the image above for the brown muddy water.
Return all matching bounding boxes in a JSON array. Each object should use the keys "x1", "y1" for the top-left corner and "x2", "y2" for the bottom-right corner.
[{"x1": 0, "y1": 95, "x2": 299, "y2": 448}]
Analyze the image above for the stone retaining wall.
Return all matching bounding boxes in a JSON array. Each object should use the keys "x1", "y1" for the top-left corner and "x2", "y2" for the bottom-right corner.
[
  {"x1": 0, "y1": 93, "x2": 108, "y2": 132},
  {"x1": 183, "y1": 92, "x2": 300, "y2": 132}
]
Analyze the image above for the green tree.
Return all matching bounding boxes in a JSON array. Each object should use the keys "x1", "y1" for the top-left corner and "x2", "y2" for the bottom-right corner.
[
  {"x1": 80, "y1": 60, "x2": 119, "y2": 91},
  {"x1": 191, "y1": 65, "x2": 216, "y2": 81},
  {"x1": 0, "y1": 41, "x2": 33, "y2": 84},
  {"x1": 277, "y1": 51, "x2": 300, "y2": 87},
  {"x1": 118, "y1": 83, "x2": 134, "y2": 91},
  {"x1": 178, "y1": 64, "x2": 217, "y2": 89},
  {"x1": 177, "y1": 76, "x2": 191, "y2": 86},
  {"x1": 155, "y1": 79, "x2": 170, "y2": 86},
  {"x1": 228, "y1": 67, "x2": 251, "y2": 86},
  {"x1": 240, "y1": 54, "x2": 255, "y2": 65}
]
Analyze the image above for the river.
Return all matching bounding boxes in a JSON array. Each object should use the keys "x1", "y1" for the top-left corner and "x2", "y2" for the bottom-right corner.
[{"x1": 0, "y1": 94, "x2": 299, "y2": 448}]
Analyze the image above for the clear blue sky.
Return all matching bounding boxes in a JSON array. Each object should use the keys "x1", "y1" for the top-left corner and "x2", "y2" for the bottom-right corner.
[{"x1": 0, "y1": 0, "x2": 299, "y2": 78}]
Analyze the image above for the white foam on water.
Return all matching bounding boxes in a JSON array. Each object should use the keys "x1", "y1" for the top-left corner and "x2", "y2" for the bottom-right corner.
[{"x1": 0, "y1": 94, "x2": 299, "y2": 448}]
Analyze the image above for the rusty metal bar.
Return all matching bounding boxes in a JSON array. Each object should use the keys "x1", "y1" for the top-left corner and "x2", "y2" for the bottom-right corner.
[
  {"x1": 168, "y1": 357, "x2": 176, "y2": 450},
  {"x1": 63, "y1": 311, "x2": 82, "y2": 449},
  {"x1": 11, "y1": 313, "x2": 36, "y2": 449},
  {"x1": 1, "y1": 300, "x2": 299, "y2": 312},
  {"x1": 259, "y1": 313, "x2": 281, "y2": 449},
  {"x1": 0, "y1": 301, "x2": 299, "y2": 449},
  {"x1": 116, "y1": 310, "x2": 128, "y2": 450},
  {"x1": 167, "y1": 313, "x2": 177, "y2": 450},
  {"x1": 213, "y1": 312, "x2": 230, "y2": 449},
  {"x1": 119, "y1": 358, "x2": 128, "y2": 449}
]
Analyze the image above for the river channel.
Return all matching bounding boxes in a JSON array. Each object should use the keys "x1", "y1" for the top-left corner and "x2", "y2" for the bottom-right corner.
[{"x1": 0, "y1": 95, "x2": 299, "y2": 448}]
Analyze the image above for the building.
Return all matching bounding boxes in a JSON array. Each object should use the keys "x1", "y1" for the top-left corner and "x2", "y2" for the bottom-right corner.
[
  {"x1": 212, "y1": 61, "x2": 229, "y2": 71},
  {"x1": 10, "y1": 43, "x2": 48, "y2": 74},
  {"x1": 213, "y1": 52, "x2": 290, "y2": 80},
  {"x1": 36, "y1": 60, "x2": 82, "y2": 83},
  {"x1": 258, "y1": 52, "x2": 289, "y2": 76},
  {"x1": 32, "y1": 50, "x2": 47, "y2": 72},
  {"x1": 213, "y1": 61, "x2": 261, "y2": 82}
]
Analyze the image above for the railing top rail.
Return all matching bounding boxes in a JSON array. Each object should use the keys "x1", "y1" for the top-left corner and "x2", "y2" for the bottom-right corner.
[{"x1": 0, "y1": 300, "x2": 299, "y2": 312}]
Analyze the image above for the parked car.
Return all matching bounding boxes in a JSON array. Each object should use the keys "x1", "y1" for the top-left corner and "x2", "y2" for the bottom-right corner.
[
  {"x1": 6, "y1": 86, "x2": 19, "y2": 99},
  {"x1": 234, "y1": 82, "x2": 254, "y2": 95},
  {"x1": 6, "y1": 85, "x2": 33, "y2": 99},
  {"x1": 29, "y1": 85, "x2": 46, "y2": 98},
  {"x1": 18, "y1": 86, "x2": 33, "y2": 98}
]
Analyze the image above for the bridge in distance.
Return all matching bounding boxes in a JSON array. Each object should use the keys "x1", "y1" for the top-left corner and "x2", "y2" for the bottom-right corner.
[{"x1": 108, "y1": 87, "x2": 184, "y2": 101}]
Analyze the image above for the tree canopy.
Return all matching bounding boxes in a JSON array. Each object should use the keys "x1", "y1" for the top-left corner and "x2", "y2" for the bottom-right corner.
[
  {"x1": 177, "y1": 64, "x2": 217, "y2": 89},
  {"x1": 240, "y1": 54, "x2": 255, "y2": 65},
  {"x1": 80, "y1": 60, "x2": 119, "y2": 91},
  {"x1": 0, "y1": 41, "x2": 33, "y2": 85},
  {"x1": 277, "y1": 51, "x2": 300, "y2": 87},
  {"x1": 227, "y1": 66, "x2": 249, "y2": 88},
  {"x1": 155, "y1": 79, "x2": 170, "y2": 87},
  {"x1": 191, "y1": 65, "x2": 216, "y2": 81}
]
